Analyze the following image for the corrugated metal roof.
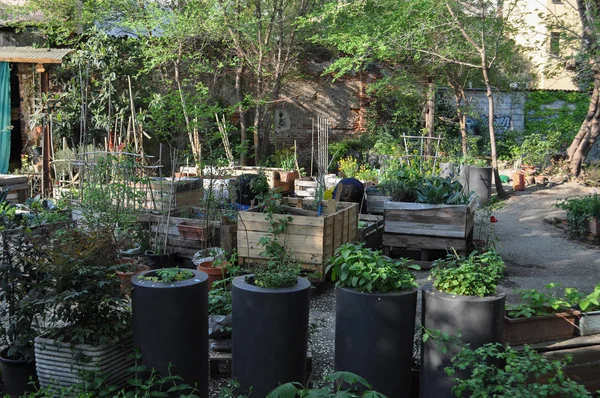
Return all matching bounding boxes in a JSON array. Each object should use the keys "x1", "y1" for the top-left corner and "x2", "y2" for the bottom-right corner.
[{"x1": 0, "y1": 46, "x2": 73, "y2": 63}]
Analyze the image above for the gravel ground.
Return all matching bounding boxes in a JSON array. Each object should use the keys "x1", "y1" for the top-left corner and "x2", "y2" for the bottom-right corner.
[{"x1": 208, "y1": 179, "x2": 600, "y2": 396}]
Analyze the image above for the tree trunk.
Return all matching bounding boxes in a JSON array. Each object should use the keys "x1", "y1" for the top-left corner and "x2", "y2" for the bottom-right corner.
[
  {"x1": 482, "y1": 66, "x2": 507, "y2": 198},
  {"x1": 569, "y1": 74, "x2": 600, "y2": 175},
  {"x1": 454, "y1": 91, "x2": 468, "y2": 157},
  {"x1": 425, "y1": 78, "x2": 435, "y2": 157},
  {"x1": 235, "y1": 61, "x2": 248, "y2": 166}
]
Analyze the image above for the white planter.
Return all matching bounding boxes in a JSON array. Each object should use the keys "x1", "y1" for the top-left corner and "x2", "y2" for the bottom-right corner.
[
  {"x1": 579, "y1": 311, "x2": 600, "y2": 336},
  {"x1": 34, "y1": 334, "x2": 134, "y2": 391}
]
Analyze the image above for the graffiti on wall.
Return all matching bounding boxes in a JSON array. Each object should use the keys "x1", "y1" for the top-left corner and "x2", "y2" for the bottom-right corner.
[{"x1": 467, "y1": 115, "x2": 512, "y2": 135}]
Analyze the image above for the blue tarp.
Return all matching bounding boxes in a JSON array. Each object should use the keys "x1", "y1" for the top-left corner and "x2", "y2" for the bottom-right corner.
[{"x1": 0, "y1": 62, "x2": 10, "y2": 174}]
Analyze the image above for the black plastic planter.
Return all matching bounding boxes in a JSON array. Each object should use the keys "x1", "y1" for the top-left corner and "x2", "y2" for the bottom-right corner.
[
  {"x1": 232, "y1": 275, "x2": 311, "y2": 397},
  {"x1": 144, "y1": 251, "x2": 173, "y2": 270},
  {"x1": 131, "y1": 269, "x2": 208, "y2": 397},
  {"x1": 335, "y1": 287, "x2": 417, "y2": 397},
  {"x1": 465, "y1": 166, "x2": 492, "y2": 207},
  {"x1": 0, "y1": 348, "x2": 37, "y2": 397},
  {"x1": 420, "y1": 286, "x2": 505, "y2": 398}
]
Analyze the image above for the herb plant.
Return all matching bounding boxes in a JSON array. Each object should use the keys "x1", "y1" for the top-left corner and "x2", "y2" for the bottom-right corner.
[
  {"x1": 578, "y1": 282, "x2": 600, "y2": 312},
  {"x1": 446, "y1": 343, "x2": 591, "y2": 398},
  {"x1": 415, "y1": 176, "x2": 469, "y2": 205},
  {"x1": 139, "y1": 268, "x2": 195, "y2": 283},
  {"x1": 430, "y1": 249, "x2": 505, "y2": 297},
  {"x1": 555, "y1": 194, "x2": 600, "y2": 240},
  {"x1": 265, "y1": 371, "x2": 386, "y2": 398},
  {"x1": 328, "y1": 243, "x2": 418, "y2": 293},
  {"x1": 506, "y1": 283, "x2": 582, "y2": 318}
]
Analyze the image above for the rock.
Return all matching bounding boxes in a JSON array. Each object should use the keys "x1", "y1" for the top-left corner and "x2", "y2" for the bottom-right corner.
[{"x1": 543, "y1": 210, "x2": 567, "y2": 225}]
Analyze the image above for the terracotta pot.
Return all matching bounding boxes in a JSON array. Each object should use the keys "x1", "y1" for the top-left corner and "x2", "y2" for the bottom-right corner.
[
  {"x1": 197, "y1": 262, "x2": 228, "y2": 290},
  {"x1": 534, "y1": 175, "x2": 547, "y2": 185},
  {"x1": 116, "y1": 263, "x2": 150, "y2": 294},
  {"x1": 525, "y1": 175, "x2": 535, "y2": 185},
  {"x1": 585, "y1": 217, "x2": 600, "y2": 237},
  {"x1": 512, "y1": 171, "x2": 525, "y2": 191},
  {"x1": 279, "y1": 171, "x2": 298, "y2": 183},
  {"x1": 177, "y1": 221, "x2": 208, "y2": 241}
]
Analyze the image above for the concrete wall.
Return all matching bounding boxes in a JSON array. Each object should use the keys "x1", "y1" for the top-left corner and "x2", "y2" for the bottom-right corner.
[{"x1": 465, "y1": 89, "x2": 526, "y2": 135}]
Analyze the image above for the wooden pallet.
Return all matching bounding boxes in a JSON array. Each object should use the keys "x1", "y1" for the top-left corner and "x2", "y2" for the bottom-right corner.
[
  {"x1": 0, "y1": 174, "x2": 29, "y2": 203},
  {"x1": 209, "y1": 340, "x2": 313, "y2": 385}
]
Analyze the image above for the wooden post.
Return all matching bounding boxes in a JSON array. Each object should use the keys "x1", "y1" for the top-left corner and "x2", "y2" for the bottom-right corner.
[{"x1": 41, "y1": 69, "x2": 52, "y2": 197}]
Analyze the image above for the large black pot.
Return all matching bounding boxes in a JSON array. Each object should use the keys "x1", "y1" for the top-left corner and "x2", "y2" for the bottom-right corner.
[
  {"x1": 131, "y1": 269, "x2": 208, "y2": 397},
  {"x1": 144, "y1": 250, "x2": 173, "y2": 270},
  {"x1": 465, "y1": 166, "x2": 492, "y2": 207},
  {"x1": 232, "y1": 275, "x2": 311, "y2": 397},
  {"x1": 420, "y1": 285, "x2": 505, "y2": 398},
  {"x1": 336, "y1": 287, "x2": 417, "y2": 397},
  {"x1": 0, "y1": 348, "x2": 37, "y2": 397}
]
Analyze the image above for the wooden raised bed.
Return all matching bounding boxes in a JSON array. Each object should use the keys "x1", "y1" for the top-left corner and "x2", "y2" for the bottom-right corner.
[
  {"x1": 0, "y1": 174, "x2": 29, "y2": 203},
  {"x1": 227, "y1": 166, "x2": 296, "y2": 192},
  {"x1": 237, "y1": 199, "x2": 358, "y2": 281},
  {"x1": 357, "y1": 214, "x2": 384, "y2": 250},
  {"x1": 138, "y1": 214, "x2": 237, "y2": 257},
  {"x1": 382, "y1": 199, "x2": 476, "y2": 265}
]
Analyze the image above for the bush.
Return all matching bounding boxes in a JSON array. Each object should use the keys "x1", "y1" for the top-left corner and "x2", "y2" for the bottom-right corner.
[{"x1": 555, "y1": 194, "x2": 600, "y2": 240}]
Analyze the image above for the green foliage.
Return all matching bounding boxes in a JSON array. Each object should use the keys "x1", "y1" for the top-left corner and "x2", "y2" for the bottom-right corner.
[
  {"x1": 378, "y1": 164, "x2": 422, "y2": 202},
  {"x1": 265, "y1": 371, "x2": 387, "y2": 398},
  {"x1": 415, "y1": 176, "x2": 469, "y2": 205},
  {"x1": 327, "y1": 243, "x2": 418, "y2": 293},
  {"x1": 0, "y1": 190, "x2": 48, "y2": 361},
  {"x1": 555, "y1": 194, "x2": 600, "y2": 240},
  {"x1": 578, "y1": 282, "x2": 600, "y2": 312},
  {"x1": 42, "y1": 226, "x2": 131, "y2": 345},
  {"x1": 430, "y1": 250, "x2": 505, "y2": 297},
  {"x1": 139, "y1": 268, "x2": 194, "y2": 283},
  {"x1": 250, "y1": 187, "x2": 301, "y2": 289},
  {"x1": 270, "y1": 147, "x2": 296, "y2": 171},
  {"x1": 446, "y1": 343, "x2": 591, "y2": 398},
  {"x1": 506, "y1": 283, "x2": 582, "y2": 318}
]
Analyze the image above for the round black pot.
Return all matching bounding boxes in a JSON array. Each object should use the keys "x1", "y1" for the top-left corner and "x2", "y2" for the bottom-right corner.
[
  {"x1": 131, "y1": 269, "x2": 208, "y2": 397},
  {"x1": 335, "y1": 287, "x2": 417, "y2": 397},
  {"x1": 232, "y1": 275, "x2": 311, "y2": 397},
  {"x1": 144, "y1": 250, "x2": 173, "y2": 270},
  {"x1": 420, "y1": 285, "x2": 505, "y2": 398},
  {"x1": 0, "y1": 348, "x2": 38, "y2": 397},
  {"x1": 466, "y1": 166, "x2": 492, "y2": 207}
]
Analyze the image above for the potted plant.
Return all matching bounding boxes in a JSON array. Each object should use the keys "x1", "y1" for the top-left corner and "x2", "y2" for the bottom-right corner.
[
  {"x1": 132, "y1": 267, "x2": 209, "y2": 397},
  {"x1": 504, "y1": 283, "x2": 581, "y2": 344},
  {"x1": 273, "y1": 147, "x2": 298, "y2": 182},
  {"x1": 0, "y1": 190, "x2": 46, "y2": 396},
  {"x1": 327, "y1": 243, "x2": 419, "y2": 397},
  {"x1": 192, "y1": 247, "x2": 228, "y2": 290},
  {"x1": 421, "y1": 249, "x2": 506, "y2": 398},
  {"x1": 232, "y1": 190, "x2": 311, "y2": 397},
  {"x1": 114, "y1": 257, "x2": 149, "y2": 294},
  {"x1": 555, "y1": 193, "x2": 600, "y2": 240},
  {"x1": 34, "y1": 226, "x2": 133, "y2": 391}
]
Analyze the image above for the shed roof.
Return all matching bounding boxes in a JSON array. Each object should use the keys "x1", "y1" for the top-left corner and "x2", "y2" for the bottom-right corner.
[{"x1": 0, "y1": 46, "x2": 73, "y2": 63}]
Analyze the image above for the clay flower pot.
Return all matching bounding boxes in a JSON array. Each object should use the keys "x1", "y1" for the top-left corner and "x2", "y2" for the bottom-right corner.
[{"x1": 197, "y1": 261, "x2": 229, "y2": 290}]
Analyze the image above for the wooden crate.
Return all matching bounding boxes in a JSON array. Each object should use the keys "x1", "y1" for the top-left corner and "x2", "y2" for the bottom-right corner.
[
  {"x1": 357, "y1": 214, "x2": 384, "y2": 250},
  {"x1": 138, "y1": 214, "x2": 236, "y2": 258},
  {"x1": 227, "y1": 166, "x2": 295, "y2": 192},
  {"x1": 382, "y1": 199, "x2": 476, "y2": 264},
  {"x1": 0, "y1": 174, "x2": 29, "y2": 203},
  {"x1": 237, "y1": 199, "x2": 358, "y2": 281},
  {"x1": 294, "y1": 175, "x2": 341, "y2": 197},
  {"x1": 513, "y1": 334, "x2": 600, "y2": 395}
]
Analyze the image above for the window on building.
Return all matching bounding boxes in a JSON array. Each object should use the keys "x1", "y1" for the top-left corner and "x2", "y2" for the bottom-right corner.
[{"x1": 550, "y1": 32, "x2": 560, "y2": 56}]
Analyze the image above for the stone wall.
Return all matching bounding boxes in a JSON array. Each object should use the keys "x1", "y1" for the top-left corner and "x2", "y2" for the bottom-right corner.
[{"x1": 464, "y1": 89, "x2": 526, "y2": 135}]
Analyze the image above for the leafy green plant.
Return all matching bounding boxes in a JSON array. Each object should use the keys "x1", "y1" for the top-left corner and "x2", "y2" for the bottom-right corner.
[
  {"x1": 555, "y1": 194, "x2": 600, "y2": 240},
  {"x1": 265, "y1": 371, "x2": 386, "y2": 398},
  {"x1": 430, "y1": 250, "x2": 505, "y2": 297},
  {"x1": 327, "y1": 243, "x2": 418, "y2": 293},
  {"x1": 446, "y1": 343, "x2": 591, "y2": 398},
  {"x1": 41, "y1": 226, "x2": 130, "y2": 345},
  {"x1": 415, "y1": 176, "x2": 469, "y2": 205},
  {"x1": 0, "y1": 190, "x2": 48, "y2": 361},
  {"x1": 139, "y1": 268, "x2": 195, "y2": 283},
  {"x1": 378, "y1": 164, "x2": 422, "y2": 202},
  {"x1": 249, "y1": 188, "x2": 301, "y2": 289},
  {"x1": 578, "y1": 282, "x2": 600, "y2": 312},
  {"x1": 271, "y1": 147, "x2": 296, "y2": 171},
  {"x1": 506, "y1": 283, "x2": 581, "y2": 318},
  {"x1": 338, "y1": 156, "x2": 359, "y2": 178}
]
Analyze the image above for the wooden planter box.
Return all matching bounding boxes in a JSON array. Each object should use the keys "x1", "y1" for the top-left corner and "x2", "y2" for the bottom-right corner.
[
  {"x1": 357, "y1": 214, "x2": 384, "y2": 250},
  {"x1": 237, "y1": 199, "x2": 358, "y2": 281},
  {"x1": 365, "y1": 192, "x2": 391, "y2": 215},
  {"x1": 138, "y1": 214, "x2": 236, "y2": 257},
  {"x1": 294, "y1": 175, "x2": 340, "y2": 198},
  {"x1": 382, "y1": 199, "x2": 476, "y2": 258},
  {"x1": 579, "y1": 311, "x2": 600, "y2": 336},
  {"x1": 0, "y1": 174, "x2": 29, "y2": 203},
  {"x1": 227, "y1": 166, "x2": 295, "y2": 192},
  {"x1": 177, "y1": 221, "x2": 208, "y2": 241},
  {"x1": 503, "y1": 311, "x2": 579, "y2": 345}
]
